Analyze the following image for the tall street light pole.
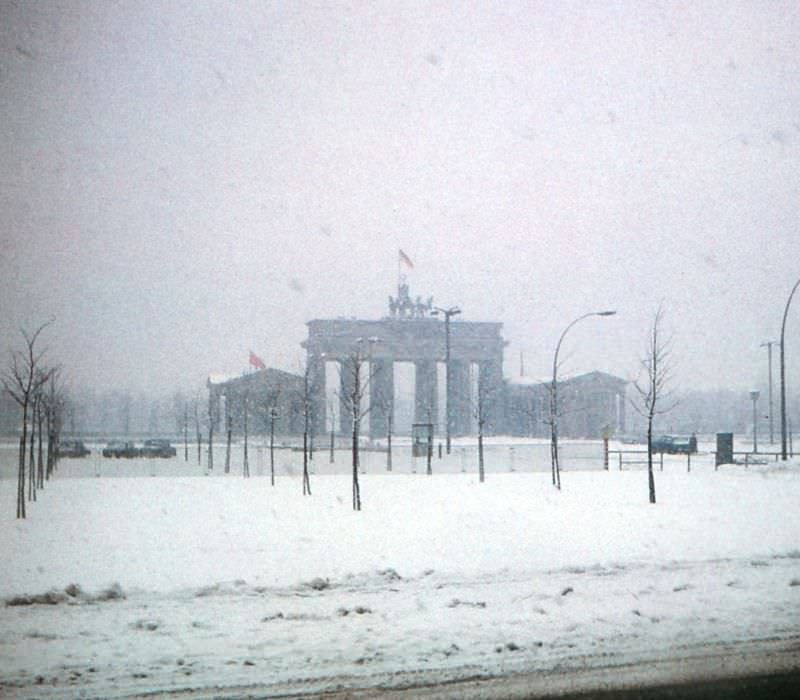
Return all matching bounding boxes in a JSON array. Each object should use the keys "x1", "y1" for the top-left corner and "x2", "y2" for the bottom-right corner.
[
  {"x1": 760, "y1": 340, "x2": 777, "y2": 445},
  {"x1": 780, "y1": 278, "x2": 800, "y2": 460},
  {"x1": 749, "y1": 389, "x2": 760, "y2": 453},
  {"x1": 432, "y1": 306, "x2": 461, "y2": 454},
  {"x1": 551, "y1": 310, "x2": 616, "y2": 490}
]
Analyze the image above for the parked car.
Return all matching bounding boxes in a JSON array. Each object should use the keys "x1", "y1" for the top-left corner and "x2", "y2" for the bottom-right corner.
[
  {"x1": 651, "y1": 434, "x2": 697, "y2": 454},
  {"x1": 56, "y1": 439, "x2": 90, "y2": 458},
  {"x1": 140, "y1": 439, "x2": 177, "y2": 458},
  {"x1": 102, "y1": 441, "x2": 139, "y2": 458}
]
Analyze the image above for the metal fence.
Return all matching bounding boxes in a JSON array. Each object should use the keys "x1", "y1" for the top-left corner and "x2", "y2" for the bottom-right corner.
[{"x1": 0, "y1": 439, "x2": 607, "y2": 480}]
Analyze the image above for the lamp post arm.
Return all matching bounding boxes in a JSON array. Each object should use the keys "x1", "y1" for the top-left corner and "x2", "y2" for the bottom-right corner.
[{"x1": 552, "y1": 312, "x2": 598, "y2": 381}]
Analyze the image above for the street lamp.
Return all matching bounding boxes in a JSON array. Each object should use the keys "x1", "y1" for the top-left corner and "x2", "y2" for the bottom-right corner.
[
  {"x1": 749, "y1": 389, "x2": 760, "y2": 453},
  {"x1": 550, "y1": 310, "x2": 616, "y2": 489},
  {"x1": 780, "y1": 278, "x2": 800, "y2": 460},
  {"x1": 761, "y1": 340, "x2": 777, "y2": 445},
  {"x1": 432, "y1": 306, "x2": 461, "y2": 454}
]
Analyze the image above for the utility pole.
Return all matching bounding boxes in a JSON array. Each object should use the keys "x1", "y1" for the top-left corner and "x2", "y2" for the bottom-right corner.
[
  {"x1": 761, "y1": 340, "x2": 777, "y2": 445},
  {"x1": 432, "y1": 306, "x2": 461, "y2": 454}
]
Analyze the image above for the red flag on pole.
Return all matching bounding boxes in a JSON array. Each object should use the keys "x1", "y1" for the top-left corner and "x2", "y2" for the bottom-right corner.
[
  {"x1": 399, "y1": 249, "x2": 414, "y2": 269},
  {"x1": 249, "y1": 351, "x2": 266, "y2": 370}
]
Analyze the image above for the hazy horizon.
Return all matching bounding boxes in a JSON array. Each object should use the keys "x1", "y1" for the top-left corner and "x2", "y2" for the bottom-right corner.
[{"x1": 2, "y1": 1, "x2": 799, "y2": 397}]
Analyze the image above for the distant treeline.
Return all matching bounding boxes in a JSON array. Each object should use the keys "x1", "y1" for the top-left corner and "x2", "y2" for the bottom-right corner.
[
  {"x1": 3, "y1": 387, "x2": 796, "y2": 441},
  {"x1": 0, "y1": 389, "x2": 196, "y2": 438},
  {"x1": 626, "y1": 388, "x2": 800, "y2": 439}
]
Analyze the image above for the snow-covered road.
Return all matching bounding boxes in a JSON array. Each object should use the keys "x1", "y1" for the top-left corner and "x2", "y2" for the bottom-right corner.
[{"x1": 2, "y1": 553, "x2": 799, "y2": 698}]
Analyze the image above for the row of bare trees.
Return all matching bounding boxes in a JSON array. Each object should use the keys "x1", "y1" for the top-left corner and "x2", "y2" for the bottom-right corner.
[{"x1": 2, "y1": 322, "x2": 70, "y2": 519}]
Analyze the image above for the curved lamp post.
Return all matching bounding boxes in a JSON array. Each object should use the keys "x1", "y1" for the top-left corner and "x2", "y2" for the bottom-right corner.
[
  {"x1": 780, "y1": 278, "x2": 800, "y2": 460},
  {"x1": 551, "y1": 310, "x2": 616, "y2": 489}
]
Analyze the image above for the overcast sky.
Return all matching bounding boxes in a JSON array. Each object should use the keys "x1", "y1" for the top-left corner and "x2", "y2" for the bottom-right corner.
[{"x1": 1, "y1": 0, "x2": 799, "y2": 397}]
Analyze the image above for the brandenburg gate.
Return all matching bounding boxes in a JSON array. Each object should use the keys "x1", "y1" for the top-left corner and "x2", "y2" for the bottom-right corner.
[{"x1": 302, "y1": 283, "x2": 507, "y2": 439}]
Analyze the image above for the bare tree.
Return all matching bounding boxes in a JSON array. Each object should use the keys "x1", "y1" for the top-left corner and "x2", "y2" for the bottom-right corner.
[
  {"x1": 171, "y1": 391, "x2": 190, "y2": 462},
  {"x1": 242, "y1": 390, "x2": 250, "y2": 478},
  {"x1": 183, "y1": 399, "x2": 189, "y2": 461},
  {"x1": 193, "y1": 392, "x2": 203, "y2": 467},
  {"x1": 328, "y1": 398, "x2": 336, "y2": 464},
  {"x1": 258, "y1": 386, "x2": 281, "y2": 487},
  {"x1": 474, "y1": 385, "x2": 490, "y2": 483},
  {"x1": 631, "y1": 305, "x2": 677, "y2": 504},
  {"x1": 338, "y1": 338, "x2": 380, "y2": 511},
  {"x1": 207, "y1": 393, "x2": 215, "y2": 471},
  {"x1": 224, "y1": 397, "x2": 233, "y2": 474},
  {"x1": 2, "y1": 322, "x2": 53, "y2": 518},
  {"x1": 298, "y1": 363, "x2": 317, "y2": 496},
  {"x1": 34, "y1": 370, "x2": 47, "y2": 490},
  {"x1": 42, "y1": 368, "x2": 66, "y2": 481},
  {"x1": 386, "y1": 401, "x2": 393, "y2": 472}
]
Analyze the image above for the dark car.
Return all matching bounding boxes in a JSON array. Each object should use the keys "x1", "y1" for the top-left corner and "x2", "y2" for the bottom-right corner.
[
  {"x1": 56, "y1": 439, "x2": 90, "y2": 458},
  {"x1": 140, "y1": 439, "x2": 177, "y2": 458},
  {"x1": 102, "y1": 441, "x2": 139, "y2": 458},
  {"x1": 651, "y1": 434, "x2": 697, "y2": 454}
]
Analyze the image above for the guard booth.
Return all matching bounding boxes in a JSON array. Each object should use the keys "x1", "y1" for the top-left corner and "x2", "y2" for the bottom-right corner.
[
  {"x1": 716, "y1": 432, "x2": 733, "y2": 467},
  {"x1": 411, "y1": 423, "x2": 433, "y2": 458}
]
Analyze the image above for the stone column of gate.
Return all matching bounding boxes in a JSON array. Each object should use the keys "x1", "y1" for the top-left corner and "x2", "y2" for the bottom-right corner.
[
  {"x1": 369, "y1": 358, "x2": 394, "y2": 439},
  {"x1": 414, "y1": 359, "x2": 438, "y2": 427},
  {"x1": 449, "y1": 359, "x2": 471, "y2": 436},
  {"x1": 338, "y1": 358, "x2": 355, "y2": 437},
  {"x1": 478, "y1": 359, "x2": 504, "y2": 435},
  {"x1": 307, "y1": 353, "x2": 327, "y2": 437}
]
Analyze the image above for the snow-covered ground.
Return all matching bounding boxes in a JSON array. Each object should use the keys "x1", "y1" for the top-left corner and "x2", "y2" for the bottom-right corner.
[{"x1": 1, "y1": 446, "x2": 799, "y2": 698}]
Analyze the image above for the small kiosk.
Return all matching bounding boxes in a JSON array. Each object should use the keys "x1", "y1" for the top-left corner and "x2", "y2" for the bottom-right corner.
[{"x1": 411, "y1": 422, "x2": 433, "y2": 474}]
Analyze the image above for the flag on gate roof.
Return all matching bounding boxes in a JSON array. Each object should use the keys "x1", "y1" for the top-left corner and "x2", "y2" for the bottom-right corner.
[
  {"x1": 249, "y1": 350, "x2": 266, "y2": 370},
  {"x1": 399, "y1": 249, "x2": 414, "y2": 269}
]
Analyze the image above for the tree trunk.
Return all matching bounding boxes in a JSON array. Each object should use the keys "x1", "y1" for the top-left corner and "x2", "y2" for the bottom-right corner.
[
  {"x1": 37, "y1": 404, "x2": 44, "y2": 489},
  {"x1": 17, "y1": 429, "x2": 26, "y2": 519},
  {"x1": 195, "y1": 407, "x2": 202, "y2": 466},
  {"x1": 47, "y1": 431, "x2": 55, "y2": 480},
  {"x1": 225, "y1": 415, "x2": 232, "y2": 474},
  {"x1": 426, "y1": 430, "x2": 432, "y2": 476},
  {"x1": 269, "y1": 415, "x2": 275, "y2": 486},
  {"x1": 45, "y1": 408, "x2": 54, "y2": 480},
  {"x1": 29, "y1": 413, "x2": 36, "y2": 502},
  {"x1": 352, "y1": 413, "x2": 360, "y2": 511},
  {"x1": 208, "y1": 424, "x2": 214, "y2": 471},
  {"x1": 242, "y1": 398, "x2": 250, "y2": 478},
  {"x1": 478, "y1": 423, "x2": 485, "y2": 483},
  {"x1": 302, "y1": 431, "x2": 311, "y2": 495},
  {"x1": 647, "y1": 418, "x2": 656, "y2": 504},
  {"x1": 183, "y1": 406, "x2": 189, "y2": 462}
]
